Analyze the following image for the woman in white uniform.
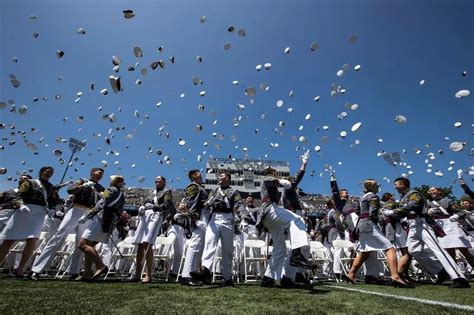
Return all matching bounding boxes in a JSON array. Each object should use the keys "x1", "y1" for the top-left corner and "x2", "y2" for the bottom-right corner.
[
  {"x1": 345, "y1": 179, "x2": 412, "y2": 288},
  {"x1": 0, "y1": 167, "x2": 58, "y2": 278},
  {"x1": 132, "y1": 176, "x2": 175, "y2": 283},
  {"x1": 77, "y1": 175, "x2": 126, "y2": 280},
  {"x1": 427, "y1": 187, "x2": 474, "y2": 269},
  {"x1": 381, "y1": 192, "x2": 412, "y2": 283}
]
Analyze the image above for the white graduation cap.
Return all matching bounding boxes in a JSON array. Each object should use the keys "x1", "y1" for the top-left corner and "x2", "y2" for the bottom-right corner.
[
  {"x1": 455, "y1": 89, "x2": 470, "y2": 98},
  {"x1": 200, "y1": 16, "x2": 206, "y2": 23},
  {"x1": 395, "y1": 115, "x2": 407, "y2": 124},
  {"x1": 310, "y1": 42, "x2": 319, "y2": 51},
  {"x1": 284, "y1": 47, "x2": 290, "y2": 54},
  {"x1": 109, "y1": 75, "x2": 121, "y2": 93},
  {"x1": 454, "y1": 122, "x2": 462, "y2": 128},
  {"x1": 77, "y1": 27, "x2": 86, "y2": 35},
  {"x1": 351, "y1": 122, "x2": 362, "y2": 132},
  {"x1": 56, "y1": 50, "x2": 64, "y2": 59}
]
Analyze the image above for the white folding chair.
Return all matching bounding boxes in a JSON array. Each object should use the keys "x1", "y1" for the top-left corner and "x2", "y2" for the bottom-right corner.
[
  {"x1": 54, "y1": 233, "x2": 78, "y2": 278},
  {"x1": 309, "y1": 241, "x2": 332, "y2": 281},
  {"x1": 332, "y1": 239, "x2": 356, "y2": 282},
  {"x1": 151, "y1": 236, "x2": 174, "y2": 281},
  {"x1": 243, "y1": 239, "x2": 268, "y2": 283},
  {"x1": 104, "y1": 236, "x2": 137, "y2": 279},
  {"x1": 176, "y1": 239, "x2": 191, "y2": 282}
]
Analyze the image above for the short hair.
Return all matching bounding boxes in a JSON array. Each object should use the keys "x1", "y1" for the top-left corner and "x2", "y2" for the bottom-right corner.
[
  {"x1": 326, "y1": 199, "x2": 335, "y2": 208},
  {"x1": 339, "y1": 189, "x2": 348, "y2": 193},
  {"x1": 188, "y1": 169, "x2": 200, "y2": 181},
  {"x1": 460, "y1": 195, "x2": 472, "y2": 203},
  {"x1": 156, "y1": 176, "x2": 166, "y2": 183},
  {"x1": 264, "y1": 167, "x2": 277, "y2": 176},
  {"x1": 220, "y1": 171, "x2": 231, "y2": 181},
  {"x1": 20, "y1": 174, "x2": 32, "y2": 180},
  {"x1": 90, "y1": 167, "x2": 104, "y2": 175},
  {"x1": 381, "y1": 192, "x2": 393, "y2": 202},
  {"x1": 394, "y1": 177, "x2": 410, "y2": 188},
  {"x1": 39, "y1": 166, "x2": 54, "y2": 176}
]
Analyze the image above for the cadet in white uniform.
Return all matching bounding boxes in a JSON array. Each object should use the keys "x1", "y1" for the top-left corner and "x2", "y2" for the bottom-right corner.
[
  {"x1": 78, "y1": 175, "x2": 125, "y2": 281},
  {"x1": 345, "y1": 179, "x2": 411, "y2": 288},
  {"x1": 30, "y1": 168, "x2": 105, "y2": 281},
  {"x1": 180, "y1": 170, "x2": 209, "y2": 286},
  {"x1": 392, "y1": 177, "x2": 470, "y2": 289},
  {"x1": 258, "y1": 166, "x2": 315, "y2": 288},
  {"x1": 427, "y1": 187, "x2": 473, "y2": 269},
  {"x1": 0, "y1": 166, "x2": 58, "y2": 278},
  {"x1": 192, "y1": 171, "x2": 243, "y2": 285},
  {"x1": 133, "y1": 175, "x2": 175, "y2": 283}
]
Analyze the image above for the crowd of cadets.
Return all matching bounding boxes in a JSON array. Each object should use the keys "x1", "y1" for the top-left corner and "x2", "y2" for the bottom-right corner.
[{"x1": 0, "y1": 154, "x2": 473, "y2": 289}]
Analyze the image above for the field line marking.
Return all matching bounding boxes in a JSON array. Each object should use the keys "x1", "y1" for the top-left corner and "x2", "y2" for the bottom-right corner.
[{"x1": 322, "y1": 284, "x2": 474, "y2": 312}]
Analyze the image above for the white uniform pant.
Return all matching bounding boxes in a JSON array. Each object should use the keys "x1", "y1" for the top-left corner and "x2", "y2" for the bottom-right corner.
[
  {"x1": 167, "y1": 224, "x2": 185, "y2": 274},
  {"x1": 407, "y1": 218, "x2": 465, "y2": 280},
  {"x1": 202, "y1": 213, "x2": 234, "y2": 281},
  {"x1": 182, "y1": 211, "x2": 208, "y2": 278},
  {"x1": 263, "y1": 203, "x2": 309, "y2": 280},
  {"x1": 31, "y1": 205, "x2": 89, "y2": 274}
]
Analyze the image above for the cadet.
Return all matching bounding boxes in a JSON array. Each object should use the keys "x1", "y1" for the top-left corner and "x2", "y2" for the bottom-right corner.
[
  {"x1": 192, "y1": 171, "x2": 243, "y2": 285},
  {"x1": 391, "y1": 177, "x2": 469, "y2": 289},
  {"x1": 180, "y1": 169, "x2": 209, "y2": 286},
  {"x1": 259, "y1": 166, "x2": 315, "y2": 288},
  {"x1": 0, "y1": 166, "x2": 58, "y2": 278},
  {"x1": 133, "y1": 175, "x2": 175, "y2": 283},
  {"x1": 427, "y1": 187, "x2": 473, "y2": 269},
  {"x1": 78, "y1": 175, "x2": 126, "y2": 280},
  {"x1": 30, "y1": 167, "x2": 105, "y2": 281},
  {"x1": 345, "y1": 180, "x2": 411, "y2": 288}
]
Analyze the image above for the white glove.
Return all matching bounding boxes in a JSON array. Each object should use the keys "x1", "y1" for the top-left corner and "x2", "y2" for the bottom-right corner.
[
  {"x1": 19, "y1": 205, "x2": 30, "y2": 213},
  {"x1": 449, "y1": 214, "x2": 460, "y2": 222},
  {"x1": 383, "y1": 209, "x2": 394, "y2": 216},
  {"x1": 144, "y1": 203, "x2": 154, "y2": 210},
  {"x1": 427, "y1": 208, "x2": 437, "y2": 215},
  {"x1": 301, "y1": 150, "x2": 310, "y2": 163},
  {"x1": 457, "y1": 169, "x2": 463, "y2": 180},
  {"x1": 138, "y1": 206, "x2": 146, "y2": 216},
  {"x1": 78, "y1": 215, "x2": 88, "y2": 224},
  {"x1": 278, "y1": 179, "x2": 292, "y2": 189},
  {"x1": 329, "y1": 167, "x2": 336, "y2": 181},
  {"x1": 55, "y1": 210, "x2": 64, "y2": 218}
]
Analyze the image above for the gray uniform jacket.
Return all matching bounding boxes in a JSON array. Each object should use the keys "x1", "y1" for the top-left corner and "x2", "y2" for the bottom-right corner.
[
  {"x1": 357, "y1": 192, "x2": 381, "y2": 233},
  {"x1": 281, "y1": 170, "x2": 305, "y2": 211},
  {"x1": 184, "y1": 182, "x2": 208, "y2": 222}
]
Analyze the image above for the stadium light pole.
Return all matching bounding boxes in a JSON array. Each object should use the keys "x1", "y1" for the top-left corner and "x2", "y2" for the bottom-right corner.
[{"x1": 59, "y1": 138, "x2": 86, "y2": 184}]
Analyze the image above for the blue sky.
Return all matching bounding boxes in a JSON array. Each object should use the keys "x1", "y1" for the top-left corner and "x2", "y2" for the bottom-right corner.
[{"x1": 1, "y1": 0, "x2": 473, "y2": 198}]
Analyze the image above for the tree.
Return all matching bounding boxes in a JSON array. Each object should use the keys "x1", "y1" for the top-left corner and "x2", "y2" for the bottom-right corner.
[{"x1": 414, "y1": 185, "x2": 456, "y2": 201}]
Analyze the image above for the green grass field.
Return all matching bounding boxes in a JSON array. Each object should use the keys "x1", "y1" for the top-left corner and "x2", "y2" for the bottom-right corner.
[{"x1": 1, "y1": 275, "x2": 473, "y2": 314}]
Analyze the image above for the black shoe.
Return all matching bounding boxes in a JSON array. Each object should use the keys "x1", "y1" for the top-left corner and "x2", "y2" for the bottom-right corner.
[
  {"x1": 391, "y1": 279, "x2": 415, "y2": 289},
  {"x1": 289, "y1": 248, "x2": 317, "y2": 270},
  {"x1": 365, "y1": 275, "x2": 390, "y2": 285},
  {"x1": 261, "y1": 276, "x2": 276, "y2": 288},
  {"x1": 223, "y1": 279, "x2": 235, "y2": 287},
  {"x1": 190, "y1": 267, "x2": 211, "y2": 285},
  {"x1": 68, "y1": 274, "x2": 79, "y2": 281},
  {"x1": 13, "y1": 273, "x2": 25, "y2": 279},
  {"x1": 180, "y1": 277, "x2": 202, "y2": 286},
  {"x1": 29, "y1": 272, "x2": 40, "y2": 281},
  {"x1": 435, "y1": 269, "x2": 449, "y2": 285},
  {"x1": 450, "y1": 278, "x2": 470, "y2": 289},
  {"x1": 295, "y1": 272, "x2": 311, "y2": 285},
  {"x1": 280, "y1": 276, "x2": 304, "y2": 289}
]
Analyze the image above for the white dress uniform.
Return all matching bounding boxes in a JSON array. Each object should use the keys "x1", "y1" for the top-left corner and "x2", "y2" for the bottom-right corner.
[
  {"x1": 133, "y1": 187, "x2": 175, "y2": 246},
  {"x1": 201, "y1": 186, "x2": 242, "y2": 281},
  {"x1": 357, "y1": 192, "x2": 393, "y2": 252},
  {"x1": 166, "y1": 223, "x2": 185, "y2": 275},
  {"x1": 427, "y1": 198, "x2": 471, "y2": 249},
  {"x1": 181, "y1": 182, "x2": 209, "y2": 280},
  {"x1": 82, "y1": 186, "x2": 125, "y2": 243},
  {"x1": 260, "y1": 177, "x2": 310, "y2": 281},
  {"x1": 397, "y1": 190, "x2": 467, "y2": 280},
  {"x1": 31, "y1": 179, "x2": 104, "y2": 275},
  {"x1": 2, "y1": 179, "x2": 55, "y2": 240}
]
